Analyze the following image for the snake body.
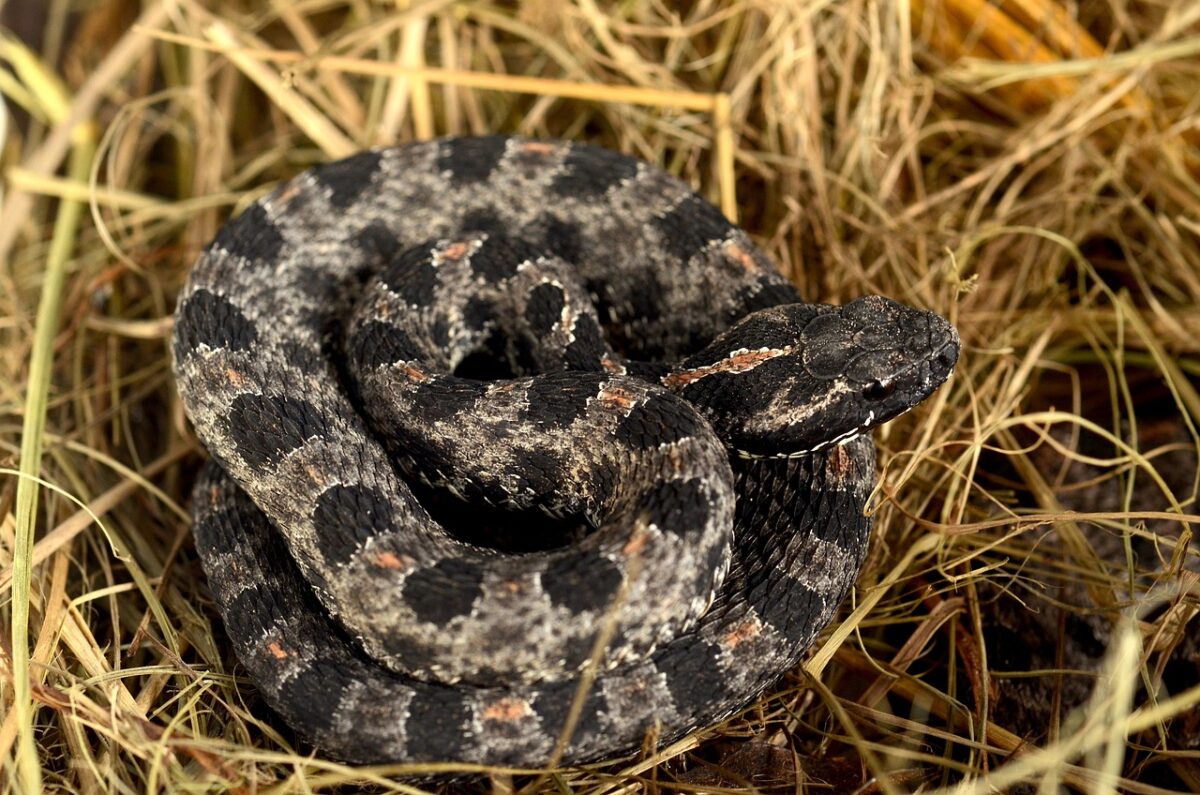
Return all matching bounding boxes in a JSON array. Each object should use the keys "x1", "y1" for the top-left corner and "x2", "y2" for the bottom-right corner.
[{"x1": 174, "y1": 136, "x2": 959, "y2": 765}]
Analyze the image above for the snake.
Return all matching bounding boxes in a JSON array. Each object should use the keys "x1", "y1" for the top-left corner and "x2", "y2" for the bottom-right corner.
[{"x1": 173, "y1": 136, "x2": 959, "y2": 766}]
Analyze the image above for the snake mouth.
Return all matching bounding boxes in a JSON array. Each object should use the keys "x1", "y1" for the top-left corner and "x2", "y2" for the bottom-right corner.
[{"x1": 732, "y1": 410, "x2": 879, "y2": 460}]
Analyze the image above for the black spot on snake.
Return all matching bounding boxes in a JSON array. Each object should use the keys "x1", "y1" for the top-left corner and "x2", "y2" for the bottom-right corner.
[
  {"x1": 462, "y1": 295, "x2": 494, "y2": 332},
  {"x1": 731, "y1": 280, "x2": 804, "y2": 317},
  {"x1": 402, "y1": 558, "x2": 485, "y2": 624},
  {"x1": 173, "y1": 289, "x2": 257, "y2": 358},
  {"x1": 746, "y1": 568, "x2": 819, "y2": 647},
  {"x1": 644, "y1": 477, "x2": 711, "y2": 539},
  {"x1": 541, "y1": 550, "x2": 623, "y2": 614},
  {"x1": 612, "y1": 393, "x2": 705, "y2": 448},
  {"x1": 352, "y1": 320, "x2": 421, "y2": 371},
  {"x1": 562, "y1": 317, "x2": 607, "y2": 370},
  {"x1": 653, "y1": 194, "x2": 731, "y2": 266},
  {"x1": 352, "y1": 221, "x2": 402, "y2": 265},
  {"x1": 521, "y1": 375, "x2": 594, "y2": 429},
  {"x1": 282, "y1": 342, "x2": 325, "y2": 373},
  {"x1": 624, "y1": 269, "x2": 664, "y2": 320},
  {"x1": 276, "y1": 662, "x2": 347, "y2": 735},
  {"x1": 438, "y1": 136, "x2": 508, "y2": 183},
  {"x1": 429, "y1": 316, "x2": 451, "y2": 350},
  {"x1": 293, "y1": 266, "x2": 342, "y2": 301},
  {"x1": 461, "y1": 208, "x2": 507, "y2": 238},
  {"x1": 212, "y1": 203, "x2": 285, "y2": 263},
  {"x1": 702, "y1": 534, "x2": 729, "y2": 591},
  {"x1": 538, "y1": 214, "x2": 583, "y2": 263},
  {"x1": 380, "y1": 245, "x2": 439, "y2": 307},
  {"x1": 312, "y1": 484, "x2": 396, "y2": 567},
  {"x1": 526, "y1": 282, "x2": 567, "y2": 336},
  {"x1": 221, "y1": 581, "x2": 283, "y2": 647},
  {"x1": 660, "y1": 638, "x2": 733, "y2": 709},
  {"x1": 406, "y1": 378, "x2": 486, "y2": 424},
  {"x1": 552, "y1": 145, "x2": 638, "y2": 196},
  {"x1": 403, "y1": 689, "x2": 473, "y2": 759},
  {"x1": 468, "y1": 237, "x2": 528, "y2": 283},
  {"x1": 534, "y1": 681, "x2": 606, "y2": 742},
  {"x1": 227, "y1": 393, "x2": 326, "y2": 469},
  {"x1": 510, "y1": 447, "x2": 565, "y2": 498},
  {"x1": 312, "y1": 150, "x2": 384, "y2": 209},
  {"x1": 672, "y1": 370, "x2": 748, "y2": 422}
]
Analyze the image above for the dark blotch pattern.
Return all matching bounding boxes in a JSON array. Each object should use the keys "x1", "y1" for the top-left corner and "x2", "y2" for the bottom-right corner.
[
  {"x1": 380, "y1": 245, "x2": 439, "y2": 307},
  {"x1": 406, "y1": 378, "x2": 487, "y2": 425},
  {"x1": 312, "y1": 484, "x2": 396, "y2": 566},
  {"x1": 282, "y1": 341, "x2": 325, "y2": 373},
  {"x1": 352, "y1": 320, "x2": 422, "y2": 371},
  {"x1": 613, "y1": 393, "x2": 705, "y2": 448},
  {"x1": 730, "y1": 280, "x2": 803, "y2": 318},
  {"x1": 462, "y1": 296, "x2": 494, "y2": 332},
  {"x1": 227, "y1": 393, "x2": 326, "y2": 469},
  {"x1": 438, "y1": 136, "x2": 508, "y2": 183},
  {"x1": 212, "y1": 203, "x2": 285, "y2": 263},
  {"x1": 221, "y1": 580, "x2": 284, "y2": 645},
  {"x1": 552, "y1": 146, "x2": 639, "y2": 196},
  {"x1": 653, "y1": 194, "x2": 731, "y2": 265},
  {"x1": 644, "y1": 477, "x2": 710, "y2": 539},
  {"x1": 402, "y1": 558, "x2": 486, "y2": 624},
  {"x1": 746, "y1": 568, "x2": 819, "y2": 647},
  {"x1": 521, "y1": 374, "x2": 595, "y2": 429},
  {"x1": 352, "y1": 221, "x2": 402, "y2": 264},
  {"x1": 660, "y1": 638, "x2": 732, "y2": 711},
  {"x1": 562, "y1": 318, "x2": 607, "y2": 370},
  {"x1": 404, "y1": 689, "x2": 473, "y2": 760},
  {"x1": 430, "y1": 316, "x2": 451, "y2": 350},
  {"x1": 461, "y1": 208, "x2": 508, "y2": 238},
  {"x1": 510, "y1": 447, "x2": 565, "y2": 499},
  {"x1": 541, "y1": 550, "x2": 623, "y2": 614},
  {"x1": 539, "y1": 215, "x2": 583, "y2": 263},
  {"x1": 312, "y1": 150, "x2": 384, "y2": 209},
  {"x1": 174, "y1": 289, "x2": 257, "y2": 359},
  {"x1": 277, "y1": 662, "x2": 347, "y2": 735},
  {"x1": 526, "y1": 282, "x2": 566, "y2": 336},
  {"x1": 469, "y1": 238, "x2": 528, "y2": 283},
  {"x1": 534, "y1": 681, "x2": 607, "y2": 745}
]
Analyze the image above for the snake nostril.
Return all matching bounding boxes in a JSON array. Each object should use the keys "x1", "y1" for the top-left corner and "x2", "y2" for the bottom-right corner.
[{"x1": 935, "y1": 347, "x2": 957, "y2": 374}]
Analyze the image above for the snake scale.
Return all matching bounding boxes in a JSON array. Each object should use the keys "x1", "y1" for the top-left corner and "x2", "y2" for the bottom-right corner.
[{"x1": 174, "y1": 136, "x2": 959, "y2": 766}]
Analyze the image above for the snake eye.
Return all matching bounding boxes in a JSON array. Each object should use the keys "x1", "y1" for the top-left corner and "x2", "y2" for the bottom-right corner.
[{"x1": 864, "y1": 379, "x2": 896, "y2": 400}]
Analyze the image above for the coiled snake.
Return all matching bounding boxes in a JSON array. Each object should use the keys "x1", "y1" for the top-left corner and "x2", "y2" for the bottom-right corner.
[{"x1": 174, "y1": 136, "x2": 959, "y2": 766}]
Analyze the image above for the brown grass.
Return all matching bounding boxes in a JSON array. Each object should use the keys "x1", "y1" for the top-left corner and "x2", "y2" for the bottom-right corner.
[{"x1": 2, "y1": 0, "x2": 1199, "y2": 792}]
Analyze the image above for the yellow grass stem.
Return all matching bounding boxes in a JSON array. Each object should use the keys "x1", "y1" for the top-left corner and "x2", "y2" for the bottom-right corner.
[
  {"x1": 202, "y1": 22, "x2": 358, "y2": 160},
  {"x1": 0, "y1": 1, "x2": 169, "y2": 269},
  {"x1": 10, "y1": 129, "x2": 95, "y2": 795},
  {"x1": 137, "y1": 28, "x2": 722, "y2": 111}
]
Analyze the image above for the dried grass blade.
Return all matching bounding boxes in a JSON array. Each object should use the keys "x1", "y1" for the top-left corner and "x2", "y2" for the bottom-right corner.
[{"x1": 9, "y1": 129, "x2": 95, "y2": 795}]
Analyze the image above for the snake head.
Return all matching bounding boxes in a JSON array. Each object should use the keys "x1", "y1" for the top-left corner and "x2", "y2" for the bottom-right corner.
[{"x1": 663, "y1": 296, "x2": 960, "y2": 458}]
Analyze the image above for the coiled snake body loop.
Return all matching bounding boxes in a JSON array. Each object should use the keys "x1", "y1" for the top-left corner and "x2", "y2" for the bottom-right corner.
[{"x1": 174, "y1": 136, "x2": 958, "y2": 765}]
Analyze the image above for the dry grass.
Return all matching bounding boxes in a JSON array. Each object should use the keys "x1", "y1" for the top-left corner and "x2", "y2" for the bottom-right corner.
[{"x1": 2, "y1": 0, "x2": 1200, "y2": 792}]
